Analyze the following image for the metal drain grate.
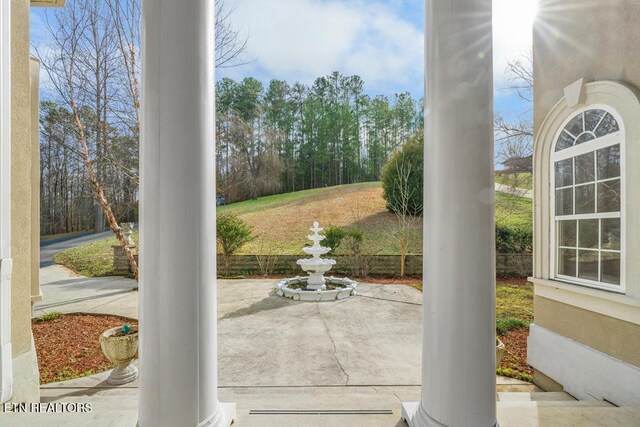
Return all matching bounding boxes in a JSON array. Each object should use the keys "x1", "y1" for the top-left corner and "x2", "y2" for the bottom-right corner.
[{"x1": 249, "y1": 409, "x2": 393, "y2": 415}]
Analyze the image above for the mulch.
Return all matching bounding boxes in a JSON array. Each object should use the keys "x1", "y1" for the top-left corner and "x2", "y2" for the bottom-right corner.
[
  {"x1": 499, "y1": 327, "x2": 532, "y2": 377},
  {"x1": 32, "y1": 313, "x2": 138, "y2": 384}
]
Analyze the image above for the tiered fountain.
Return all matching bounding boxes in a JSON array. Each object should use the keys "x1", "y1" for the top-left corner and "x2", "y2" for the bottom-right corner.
[{"x1": 276, "y1": 222, "x2": 358, "y2": 301}]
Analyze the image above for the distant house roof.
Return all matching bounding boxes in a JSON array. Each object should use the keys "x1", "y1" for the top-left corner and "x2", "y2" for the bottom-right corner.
[
  {"x1": 502, "y1": 155, "x2": 533, "y2": 173},
  {"x1": 31, "y1": 0, "x2": 66, "y2": 7}
]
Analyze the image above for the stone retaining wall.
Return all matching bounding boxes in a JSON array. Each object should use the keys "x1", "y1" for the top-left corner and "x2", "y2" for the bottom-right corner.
[{"x1": 113, "y1": 246, "x2": 532, "y2": 277}]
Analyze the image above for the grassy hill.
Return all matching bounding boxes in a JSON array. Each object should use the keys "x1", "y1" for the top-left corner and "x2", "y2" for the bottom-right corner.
[
  {"x1": 54, "y1": 182, "x2": 532, "y2": 275},
  {"x1": 495, "y1": 172, "x2": 533, "y2": 190},
  {"x1": 221, "y1": 181, "x2": 531, "y2": 255}
]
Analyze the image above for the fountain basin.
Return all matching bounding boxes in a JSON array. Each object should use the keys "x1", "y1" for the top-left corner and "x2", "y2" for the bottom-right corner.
[
  {"x1": 276, "y1": 276, "x2": 358, "y2": 302},
  {"x1": 296, "y1": 258, "x2": 336, "y2": 289}
]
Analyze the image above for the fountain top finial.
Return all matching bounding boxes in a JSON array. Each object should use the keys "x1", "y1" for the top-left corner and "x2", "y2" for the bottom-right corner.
[{"x1": 310, "y1": 221, "x2": 323, "y2": 233}]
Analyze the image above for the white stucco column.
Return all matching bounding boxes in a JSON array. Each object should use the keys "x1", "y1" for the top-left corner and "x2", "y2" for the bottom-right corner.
[
  {"x1": 402, "y1": 1, "x2": 497, "y2": 426},
  {"x1": 0, "y1": 0, "x2": 12, "y2": 405},
  {"x1": 139, "y1": 1, "x2": 234, "y2": 426}
]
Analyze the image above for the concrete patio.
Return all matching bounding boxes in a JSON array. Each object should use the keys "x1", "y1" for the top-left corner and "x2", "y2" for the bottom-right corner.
[
  {"x1": 6, "y1": 274, "x2": 640, "y2": 426},
  {"x1": 9, "y1": 273, "x2": 547, "y2": 426}
]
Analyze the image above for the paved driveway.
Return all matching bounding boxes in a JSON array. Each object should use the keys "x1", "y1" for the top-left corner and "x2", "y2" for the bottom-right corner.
[
  {"x1": 36, "y1": 232, "x2": 138, "y2": 318},
  {"x1": 40, "y1": 231, "x2": 113, "y2": 267}
]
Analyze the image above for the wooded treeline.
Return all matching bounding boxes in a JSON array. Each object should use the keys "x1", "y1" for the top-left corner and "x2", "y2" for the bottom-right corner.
[
  {"x1": 36, "y1": 1, "x2": 421, "y2": 236},
  {"x1": 40, "y1": 71, "x2": 422, "y2": 234},
  {"x1": 217, "y1": 72, "x2": 422, "y2": 202},
  {"x1": 40, "y1": 100, "x2": 139, "y2": 235}
]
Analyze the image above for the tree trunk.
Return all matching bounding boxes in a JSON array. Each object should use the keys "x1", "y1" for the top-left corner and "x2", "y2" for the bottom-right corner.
[{"x1": 71, "y1": 103, "x2": 139, "y2": 281}]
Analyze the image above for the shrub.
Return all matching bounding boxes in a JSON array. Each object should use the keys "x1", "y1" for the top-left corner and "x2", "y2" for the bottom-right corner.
[
  {"x1": 342, "y1": 228, "x2": 370, "y2": 276},
  {"x1": 34, "y1": 312, "x2": 62, "y2": 322},
  {"x1": 382, "y1": 130, "x2": 423, "y2": 215},
  {"x1": 496, "y1": 317, "x2": 529, "y2": 336},
  {"x1": 343, "y1": 228, "x2": 363, "y2": 251},
  {"x1": 496, "y1": 225, "x2": 533, "y2": 254},
  {"x1": 217, "y1": 213, "x2": 255, "y2": 276},
  {"x1": 496, "y1": 367, "x2": 533, "y2": 382},
  {"x1": 322, "y1": 225, "x2": 346, "y2": 254}
]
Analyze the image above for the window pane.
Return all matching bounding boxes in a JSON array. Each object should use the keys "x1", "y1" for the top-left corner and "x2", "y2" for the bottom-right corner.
[
  {"x1": 555, "y1": 159, "x2": 573, "y2": 188},
  {"x1": 597, "y1": 179, "x2": 621, "y2": 213},
  {"x1": 584, "y1": 109, "x2": 605, "y2": 132},
  {"x1": 601, "y1": 252, "x2": 621, "y2": 285},
  {"x1": 601, "y1": 218, "x2": 621, "y2": 250},
  {"x1": 558, "y1": 220, "x2": 577, "y2": 247},
  {"x1": 575, "y1": 184, "x2": 595, "y2": 214},
  {"x1": 578, "y1": 219, "x2": 598, "y2": 249},
  {"x1": 556, "y1": 188, "x2": 573, "y2": 216},
  {"x1": 558, "y1": 248, "x2": 577, "y2": 277},
  {"x1": 575, "y1": 152, "x2": 595, "y2": 184},
  {"x1": 556, "y1": 132, "x2": 574, "y2": 151},
  {"x1": 578, "y1": 250, "x2": 599, "y2": 281},
  {"x1": 565, "y1": 113, "x2": 584, "y2": 137},
  {"x1": 597, "y1": 144, "x2": 620, "y2": 180},
  {"x1": 594, "y1": 112, "x2": 619, "y2": 138},
  {"x1": 575, "y1": 133, "x2": 595, "y2": 145}
]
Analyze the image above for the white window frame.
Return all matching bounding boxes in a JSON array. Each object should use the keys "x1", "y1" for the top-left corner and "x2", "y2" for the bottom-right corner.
[{"x1": 550, "y1": 104, "x2": 626, "y2": 294}]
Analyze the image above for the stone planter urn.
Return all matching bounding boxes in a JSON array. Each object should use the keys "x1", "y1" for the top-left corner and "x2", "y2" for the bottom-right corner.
[
  {"x1": 121, "y1": 222, "x2": 136, "y2": 247},
  {"x1": 99, "y1": 325, "x2": 139, "y2": 385},
  {"x1": 496, "y1": 338, "x2": 505, "y2": 367}
]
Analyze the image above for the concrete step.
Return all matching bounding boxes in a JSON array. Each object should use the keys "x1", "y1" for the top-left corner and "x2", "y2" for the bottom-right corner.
[
  {"x1": 40, "y1": 386, "x2": 138, "y2": 399},
  {"x1": 0, "y1": 409, "x2": 138, "y2": 427},
  {"x1": 498, "y1": 391, "x2": 576, "y2": 402},
  {"x1": 497, "y1": 406, "x2": 640, "y2": 427},
  {"x1": 496, "y1": 383, "x2": 539, "y2": 392},
  {"x1": 498, "y1": 400, "x2": 613, "y2": 409},
  {"x1": 39, "y1": 395, "x2": 138, "y2": 410}
]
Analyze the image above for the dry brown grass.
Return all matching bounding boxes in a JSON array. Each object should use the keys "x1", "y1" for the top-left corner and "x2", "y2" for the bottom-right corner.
[{"x1": 234, "y1": 183, "x2": 422, "y2": 255}]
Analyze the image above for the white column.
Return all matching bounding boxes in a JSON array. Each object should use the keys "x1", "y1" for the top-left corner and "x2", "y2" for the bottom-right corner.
[
  {"x1": 0, "y1": 0, "x2": 12, "y2": 404},
  {"x1": 139, "y1": 1, "x2": 234, "y2": 426},
  {"x1": 402, "y1": 1, "x2": 497, "y2": 426}
]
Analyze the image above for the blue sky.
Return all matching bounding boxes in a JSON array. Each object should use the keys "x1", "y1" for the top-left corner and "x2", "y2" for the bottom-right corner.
[{"x1": 30, "y1": 0, "x2": 536, "y2": 122}]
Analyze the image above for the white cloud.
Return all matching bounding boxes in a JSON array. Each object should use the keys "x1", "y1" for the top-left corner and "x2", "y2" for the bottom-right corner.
[
  {"x1": 221, "y1": 0, "x2": 535, "y2": 96},
  {"x1": 220, "y1": 0, "x2": 423, "y2": 93}
]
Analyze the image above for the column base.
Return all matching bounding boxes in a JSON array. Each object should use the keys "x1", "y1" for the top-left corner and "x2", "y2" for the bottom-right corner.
[
  {"x1": 197, "y1": 402, "x2": 236, "y2": 427},
  {"x1": 401, "y1": 402, "x2": 499, "y2": 427},
  {"x1": 401, "y1": 402, "x2": 444, "y2": 427}
]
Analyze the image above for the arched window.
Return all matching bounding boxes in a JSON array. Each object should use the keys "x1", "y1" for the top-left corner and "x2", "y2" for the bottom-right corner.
[{"x1": 552, "y1": 107, "x2": 623, "y2": 291}]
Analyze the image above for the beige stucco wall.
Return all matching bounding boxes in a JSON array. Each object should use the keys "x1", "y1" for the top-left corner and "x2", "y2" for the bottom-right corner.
[
  {"x1": 11, "y1": 0, "x2": 32, "y2": 358},
  {"x1": 30, "y1": 57, "x2": 41, "y2": 304},
  {"x1": 534, "y1": 0, "x2": 640, "y2": 133},
  {"x1": 531, "y1": 0, "x2": 640, "y2": 392},
  {"x1": 535, "y1": 295, "x2": 640, "y2": 367},
  {"x1": 9, "y1": 0, "x2": 39, "y2": 402}
]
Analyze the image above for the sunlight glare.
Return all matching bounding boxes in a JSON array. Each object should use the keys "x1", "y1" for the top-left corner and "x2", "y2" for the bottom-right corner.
[{"x1": 494, "y1": 0, "x2": 539, "y2": 32}]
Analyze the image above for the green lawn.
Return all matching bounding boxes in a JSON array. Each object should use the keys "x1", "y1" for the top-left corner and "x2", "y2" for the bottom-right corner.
[
  {"x1": 495, "y1": 191, "x2": 533, "y2": 230},
  {"x1": 495, "y1": 172, "x2": 533, "y2": 190},
  {"x1": 496, "y1": 280, "x2": 533, "y2": 323},
  {"x1": 53, "y1": 232, "x2": 139, "y2": 277}
]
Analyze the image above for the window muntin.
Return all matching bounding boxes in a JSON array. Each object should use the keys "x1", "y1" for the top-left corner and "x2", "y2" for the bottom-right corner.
[
  {"x1": 555, "y1": 109, "x2": 620, "y2": 152},
  {"x1": 553, "y1": 108, "x2": 623, "y2": 291}
]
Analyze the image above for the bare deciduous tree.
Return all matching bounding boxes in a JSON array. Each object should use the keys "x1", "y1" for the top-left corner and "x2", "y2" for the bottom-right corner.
[
  {"x1": 388, "y1": 156, "x2": 421, "y2": 277},
  {"x1": 36, "y1": 0, "x2": 139, "y2": 280},
  {"x1": 215, "y1": 0, "x2": 250, "y2": 68},
  {"x1": 495, "y1": 52, "x2": 533, "y2": 171},
  {"x1": 495, "y1": 52, "x2": 534, "y2": 198}
]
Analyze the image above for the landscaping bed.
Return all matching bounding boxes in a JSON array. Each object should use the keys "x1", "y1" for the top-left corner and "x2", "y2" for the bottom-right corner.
[{"x1": 32, "y1": 313, "x2": 138, "y2": 384}]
